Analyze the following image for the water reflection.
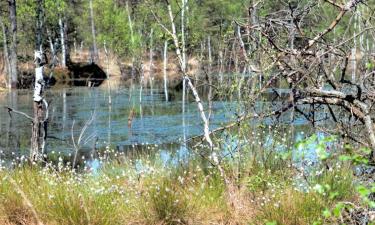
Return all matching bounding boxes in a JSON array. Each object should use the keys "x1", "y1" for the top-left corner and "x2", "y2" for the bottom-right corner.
[
  {"x1": 0, "y1": 87, "x2": 236, "y2": 157},
  {"x1": 0, "y1": 87, "x2": 326, "y2": 165}
]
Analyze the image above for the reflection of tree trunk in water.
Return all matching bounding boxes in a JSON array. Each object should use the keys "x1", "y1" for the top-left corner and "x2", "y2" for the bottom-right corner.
[
  {"x1": 103, "y1": 41, "x2": 112, "y2": 105},
  {"x1": 139, "y1": 62, "x2": 144, "y2": 117},
  {"x1": 139, "y1": 61, "x2": 144, "y2": 106},
  {"x1": 181, "y1": 0, "x2": 188, "y2": 152},
  {"x1": 163, "y1": 41, "x2": 169, "y2": 102},
  {"x1": 128, "y1": 108, "x2": 135, "y2": 139},
  {"x1": 6, "y1": 94, "x2": 11, "y2": 153},
  {"x1": 182, "y1": 89, "x2": 187, "y2": 161},
  {"x1": 6, "y1": 92, "x2": 20, "y2": 154},
  {"x1": 107, "y1": 105, "x2": 112, "y2": 150},
  {"x1": 62, "y1": 89, "x2": 67, "y2": 137}
]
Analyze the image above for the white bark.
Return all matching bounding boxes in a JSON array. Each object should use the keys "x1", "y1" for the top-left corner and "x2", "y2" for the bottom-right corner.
[
  {"x1": 103, "y1": 41, "x2": 112, "y2": 105},
  {"x1": 89, "y1": 0, "x2": 98, "y2": 62},
  {"x1": 163, "y1": 40, "x2": 169, "y2": 101},
  {"x1": 149, "y1": 28, "x2": 154, "y2": 96},
  {"x1": 47, "y1": 28, "x2": 55, "y2": 57},
  {"x1": 181, "y1": 0, "x2": 187, "y2": 70},
  {"x1": 182, "y1": 2, "x2": 187, "y2": 113},
  {"x1": 207, "y1": 36, "x2": 213, "y2": 120},
  {"x1": 0, "y1": 17, "x2": 11, "y2": 89},
  {"x1": 59, "y1": 17, "x2": 66, "y2": 68},
  {"x1": 165, "y1": 0, "x2": 214, "y2": 151},
  {"x1": 33, "y1": 55, "x2": 44, "y2": 102},
  {"x1": 139, "y1": 62, "x2": 144, "y2": 103},
  {"x1": 8, "y1": 0, "x2": 17, "y2": 88}
]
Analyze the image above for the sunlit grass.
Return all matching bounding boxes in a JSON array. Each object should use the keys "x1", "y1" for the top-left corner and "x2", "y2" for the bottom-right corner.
[{"x1": 0, "y1": 128, "x2": 364, "y2": 225}]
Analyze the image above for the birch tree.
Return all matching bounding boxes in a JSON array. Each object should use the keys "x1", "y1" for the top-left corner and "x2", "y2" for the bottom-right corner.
[
  {"x1": 0, "y1": 16, "x2": 11, "y2": 89},
  {"x1": 31, "y1": 0, "x2": 48, "y2": 161},
  {"x1": 89, "y1": 0, "x2": 98, "y2": 63},
  {"x1": 152, "y1": 1, "x2": 235, "y2": 195},
  {"x1": 8, "y1": 0, "x2": 17, "y2": 88}
]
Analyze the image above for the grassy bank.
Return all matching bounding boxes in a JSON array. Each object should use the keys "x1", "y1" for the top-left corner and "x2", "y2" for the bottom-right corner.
[{"x1": 0, "y1": 144, "x2": 367, "y2": 225}]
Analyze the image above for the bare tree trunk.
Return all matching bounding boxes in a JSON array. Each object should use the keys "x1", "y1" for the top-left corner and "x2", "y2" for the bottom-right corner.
[
  {"x1": 103, "y1": 41, "x2": 112, "y2": 105},
  {"x1": 125, "y1": 1, "x2": 137, "y2": 83},
  {"x1": 207, "y1": 36, "x2": 213, "y2": 121},
  {"x1": 8, "y1": 0, "x2": 17, "y2": 88},
  {"x1": 47, "y1": 28, "x2": 55, "y2": 59},
  {"x1": 0, "y1": 16, "x2": 11, "y2": 89},
  {"x1": 161, "y1": 1, "x2": 234, "y2": 190},
  {"x1": 31, "y1": 0, "x2": 47, "y2": 162},
  {"x1": 59, "y1": 17, "x2": 66, "y2": 68},
  {"x1": 181, "y1": 0, "x2": 187, "y2": 71},
  {"x1": 80, "y1": 41, "x2": 83, "y2": 59},
  {"x1": 163, "y1": 40, "x2": 168, "y2": 101},
  {"x1": 352, "y1": 14, "x2": 357, "y2": 81},
  {"x1": 89, "y1": 0, "x2": 98, "y2": 63},
  {"x1": 149, "y1": 28, "x2": 154, "y2": 97}
]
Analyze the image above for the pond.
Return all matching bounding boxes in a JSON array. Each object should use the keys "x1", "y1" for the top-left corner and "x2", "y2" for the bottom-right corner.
[{"x1": 0, "y1": 86, "x2": 323, "y2": 165}]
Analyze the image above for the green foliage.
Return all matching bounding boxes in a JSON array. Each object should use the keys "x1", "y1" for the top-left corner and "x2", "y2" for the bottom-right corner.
[{"x1": 94, "y1": 0, "x2": 137, "y2": 58}]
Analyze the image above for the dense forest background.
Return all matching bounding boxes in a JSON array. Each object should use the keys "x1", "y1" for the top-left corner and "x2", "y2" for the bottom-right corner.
[{"x1": 0, "y1": 0, "x2": 373, "y2": 89}]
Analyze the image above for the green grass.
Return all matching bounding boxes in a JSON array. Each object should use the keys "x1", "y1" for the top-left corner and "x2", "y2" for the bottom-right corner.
[{"x1": 0, "y1": 146, "x2": 361, "y2": 225}]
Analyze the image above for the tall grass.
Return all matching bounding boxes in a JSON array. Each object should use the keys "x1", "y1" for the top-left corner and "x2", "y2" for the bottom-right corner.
[{"x1": 0, "y1": 130, "x2": 361, "y2": 225}]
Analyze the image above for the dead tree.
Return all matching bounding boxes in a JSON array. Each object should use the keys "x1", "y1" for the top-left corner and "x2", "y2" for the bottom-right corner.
[
  {"x1": 31, "y1": 0, "x2": 48, "y2": 162},
  {"x1": 8, "y1": 0, "x2": 17, "y2": 88},
  {"x1": 89, "y1": 0, "x2": 98, "y2": 63},
  {"x1": 237, "y1": 0, "x2": 375, "y2": 161}
]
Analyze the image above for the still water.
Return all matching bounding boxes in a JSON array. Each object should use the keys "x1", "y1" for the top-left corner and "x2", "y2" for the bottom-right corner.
[{"x1": 0, "y1": 87, "x2": 319, "y2": 162}]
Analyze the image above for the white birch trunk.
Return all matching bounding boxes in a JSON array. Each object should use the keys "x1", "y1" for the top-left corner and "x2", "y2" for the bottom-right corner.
[
  {"x1": 103, "y1": 41, "x2": 112, "y2": 105},
  {"x1": 149, "y1": 28, "x2": 154, "y2": 97},
  {"x1": 0, "y1": 17, "x2": 11, "y2": 89},
  {"x1": 8, "y1": 0, "x2": 17, "y2": 88},
  {"x1": 180, "y1": 0, "x2": 187, "y2": 114},
  {"x1": 59, "y1": 17, "x2": 66, "y2": 68},
  {"x1": 126, "y1": 2, "x2": 136, "y2": 81},
  {"x1": 89, "y1": 0, "x2": 98, "y2": 62},
  {"x1": 207, "y1": 36, "x2": 213, "y2": 120},
  {"x1": 163, "y1": 40, "x2": 169, "y2": 101}
]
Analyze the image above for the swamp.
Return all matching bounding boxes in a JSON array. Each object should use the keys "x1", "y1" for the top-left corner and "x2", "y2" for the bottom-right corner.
[{"x1": 0, "y1": 0, "x2": 374, "y2": 224}]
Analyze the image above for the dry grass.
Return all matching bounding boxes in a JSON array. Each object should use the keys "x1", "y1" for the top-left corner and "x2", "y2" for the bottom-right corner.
[{"x1": 0, "y1": 155, "x2": 358, "y2": 225}]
